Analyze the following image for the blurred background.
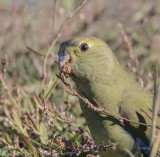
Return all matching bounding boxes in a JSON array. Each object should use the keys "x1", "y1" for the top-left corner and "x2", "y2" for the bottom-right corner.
[{"x1": 0, "y1": 0, "x2": 160, "y2": 156}]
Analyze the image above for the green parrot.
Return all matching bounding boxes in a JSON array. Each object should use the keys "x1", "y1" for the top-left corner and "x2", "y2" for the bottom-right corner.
[{"x1": 58, "y1": 37, "x2": 157, "y2": 157}]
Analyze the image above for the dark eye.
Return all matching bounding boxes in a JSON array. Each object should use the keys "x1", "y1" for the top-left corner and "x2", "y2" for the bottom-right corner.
[{"x1": 80, "y1": 43, "x2": 89, "y2": 52}]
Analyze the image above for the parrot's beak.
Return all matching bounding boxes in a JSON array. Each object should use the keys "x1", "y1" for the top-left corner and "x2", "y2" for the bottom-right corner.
[{"x1": 58, "y1": 49, "x2": 72, "y2": 75}]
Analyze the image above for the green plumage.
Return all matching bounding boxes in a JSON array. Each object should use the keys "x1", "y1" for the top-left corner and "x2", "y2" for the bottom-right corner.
[{"x1": 58, "y1": 37, "x2": 157, "y2": 157}]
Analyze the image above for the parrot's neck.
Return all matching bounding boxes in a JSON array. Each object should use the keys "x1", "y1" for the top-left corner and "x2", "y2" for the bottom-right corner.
[{"x1": 72, "y1": 68, "x2": 123, "y2": 113}]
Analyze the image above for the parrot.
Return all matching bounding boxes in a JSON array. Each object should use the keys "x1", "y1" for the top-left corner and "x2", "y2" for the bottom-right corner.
[{"x1": 58, "y1": 37, "x2": 158, "y2": 157}]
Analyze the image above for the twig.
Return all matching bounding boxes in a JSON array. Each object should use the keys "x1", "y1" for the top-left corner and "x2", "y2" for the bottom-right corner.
[
  {"x1": 51, "y1": 0, "x2": 58, "y2": 41},
  {"x1": 150, "y1": 66, "x2": 160, "y2": 149},
  {"x1": 53, "y1": 106, "x2": 80, "y2": 133},
  {"x1": 1, "y1": 56, "x2": 8, "y2": 79},
  {"x1": 26, "y1": 46, "x2": 44, "y2": 56},
  {"x1": 57, "y1": 73, "x2": 152, "y2": 127},
  {"x1": 60, "y1": 143, "x2": 115, "y2": 156},
  {"x1": 60, "y1": 151, "x2": 98, "y2": 156},
  {"x1": 56, "y1": 0, "x2": 89, "y2": 38},
  {"x1": 12, "y1": 0, "x2": 17, "y2": 15},
  {"x1": 150, "y1": 130, "x2": 160, "y2": 157},
  {"x1": 125, "y1": 149, "x2": 135, "y2": 157},
  {"x1": 40, "y1": 0, "x2": 90, "y2": 97},
  {"x1": 41, "y1": 96, "x2": 80, "y2": 132},
  {"x1": 56, "y1": 73, "x2": 101, "y2": 112},
  {"x1": 118, "y1": 23, "x2": 135, "y2": 61},
  {"x1": 0, "y1": 76, "x2": 21, "y2": 116},
  {"x1": 42, "y1": 99, "x2": 55, "y2": 128}
]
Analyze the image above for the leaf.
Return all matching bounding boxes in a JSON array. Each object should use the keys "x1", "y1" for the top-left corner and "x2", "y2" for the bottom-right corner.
[
  {"x1": 75, "y1": 139, "x2": 81, "y2": 147},
  {"x1": 12, "y1": 113, "x2": 28, "y2": 136},
  {"x1": 40, "y1": 122, "x2": 48, "y2": 145},
  {"x1": 71, "y1": 133, "x2": 79, "y2": 141},
  {"x1": 55, "y1": 116, "x2": 65, "y2": 123},
  {"x1": 0, "y1": 148, "x2": 8, "y2": 157},
  {"x1": 33, "y1": 95, "x2": 43, "y2": 109},
  {"x1": 27, "y1": 46, "x2": 44, "y2": 56},
  {"x1": 4, "y1": 134, "x2": 12, "y2": 145},
  {"x1": 44, "y1": 78, "x2": 58, "y2": 100},
  {"x1": 23, "y1": 136, "x2": 37, "y2": 156},
  {"x1": 26, "y1": 112, "x2": 39, "y2": 131},
  {"x1": 71, "y1": 133, "x2": 81, "y2": 147}
]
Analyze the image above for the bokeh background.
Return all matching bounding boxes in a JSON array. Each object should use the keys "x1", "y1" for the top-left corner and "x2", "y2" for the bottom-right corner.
[{"x1": 0, "y1": 0, "x2": 160, "y2": 156}]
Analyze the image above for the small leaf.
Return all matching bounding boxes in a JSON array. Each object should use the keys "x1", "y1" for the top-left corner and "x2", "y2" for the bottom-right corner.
[
  {"x1": 55, "y1": 116, "x2": 65, "y2": 123},
  {"x1": 40, "y1": 122, "x2": 48, "y2": 145},
  {"x1": 33, "y1": 95, "x2": 43, "y2": 109},
  {"x1": 12, "y1": 113, "x2": 28, "y2": 136},
  {"x1": 27, "y1": 46, "x2": 44, "y2": 56},
  {"x1": 75, "y1": 139, "x2": 81, "y2": 147},
  {"x1": 23, "y1": 136, "x2": 37, "y2": 156},
  {"x1": 5, "y1": 134, "x2": 12, "y2": 145},
  {"x1": 71, "y1": 133, "x2": 79, "y2": 141},
  {"x1": 44, "y1": 78, "x2": 58, "y2": 100},
  {"x1": 26, "y1": 112, "x2": 39, "y2": 131},
  {"x1": 0, "y1": 148, "x2": 8, "y2": 157}
]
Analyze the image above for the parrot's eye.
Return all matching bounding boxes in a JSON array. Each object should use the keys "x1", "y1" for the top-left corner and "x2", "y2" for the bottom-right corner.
[{"x1": 80, "y1": 43, "x2": 89, "y2": 52}]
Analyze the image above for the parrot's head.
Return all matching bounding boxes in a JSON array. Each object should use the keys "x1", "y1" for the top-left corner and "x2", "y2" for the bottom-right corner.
[{"x1": 58, "y1": 37, "x2": 117, "y2": 82}]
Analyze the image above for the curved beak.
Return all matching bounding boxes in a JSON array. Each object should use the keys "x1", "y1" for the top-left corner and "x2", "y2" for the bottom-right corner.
[
  {"x1": 58, "y1": 49, "x2": 72, "y2": 74},
  {"x1": 58, "y1": 49, "x2": 70, "y2": 67}
]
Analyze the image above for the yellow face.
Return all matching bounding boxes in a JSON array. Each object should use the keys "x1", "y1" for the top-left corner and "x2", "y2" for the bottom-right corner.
[
  {"x1": 58, "y1": 38, "x2": 92, "y2": 74},
  {"x1": 58, "y1": 37, "x2": 112, "y2": 81},
  {"x1": 58, "y1": 37, "x2": 107, "y2": 74}
]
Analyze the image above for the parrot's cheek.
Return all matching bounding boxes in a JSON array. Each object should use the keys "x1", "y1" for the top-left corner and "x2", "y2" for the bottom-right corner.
[{"x1": 58, "y1": 49, "x2": 72, "y2": 75}]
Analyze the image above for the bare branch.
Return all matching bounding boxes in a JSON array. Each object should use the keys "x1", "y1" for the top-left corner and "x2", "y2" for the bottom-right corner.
[{"x1": 57, "y1": 72, "x2": 153, "y2": 128}]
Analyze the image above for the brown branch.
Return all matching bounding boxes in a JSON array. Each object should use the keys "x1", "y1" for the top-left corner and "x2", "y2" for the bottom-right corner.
[
  {"x1": 60, "y1": 151, "x2": 98, "y2": 156},
  {"x1": 56, "y1": 73, "x2": 102, "y2": 112},
  {"x1": 60, "y1": 143, "x2": 116, "y2": 156},
  {"x1": 118, "y1": 23, "x2": 135, "y2": 61},
  {"x1": 125, "y1": 149, "x2": 135, "y2": 157},
  {"x1": 140, "y1": 108, "x2": 160, "y2": 129},
  {"x1": 57, "y1": 73, "x2": 152, "y2": 128}
]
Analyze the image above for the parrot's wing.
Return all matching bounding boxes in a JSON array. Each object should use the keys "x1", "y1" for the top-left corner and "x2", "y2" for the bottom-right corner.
[{"x1": 117, "y1": 101, "x2": 153, "y2": 144}]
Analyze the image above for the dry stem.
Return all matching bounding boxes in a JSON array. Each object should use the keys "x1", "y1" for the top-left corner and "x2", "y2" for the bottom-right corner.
[
  {"x1": 57, "y1": 72, "x2": 153, "y2": 128},
  {"x1": 41, "y1": 0, "x2": 90, "y2": 97}
]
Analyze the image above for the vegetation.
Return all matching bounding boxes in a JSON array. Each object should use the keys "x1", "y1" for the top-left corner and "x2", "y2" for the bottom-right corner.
[{"x1": 0, "y1": 0, "x2": 160, "y2": 156}]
